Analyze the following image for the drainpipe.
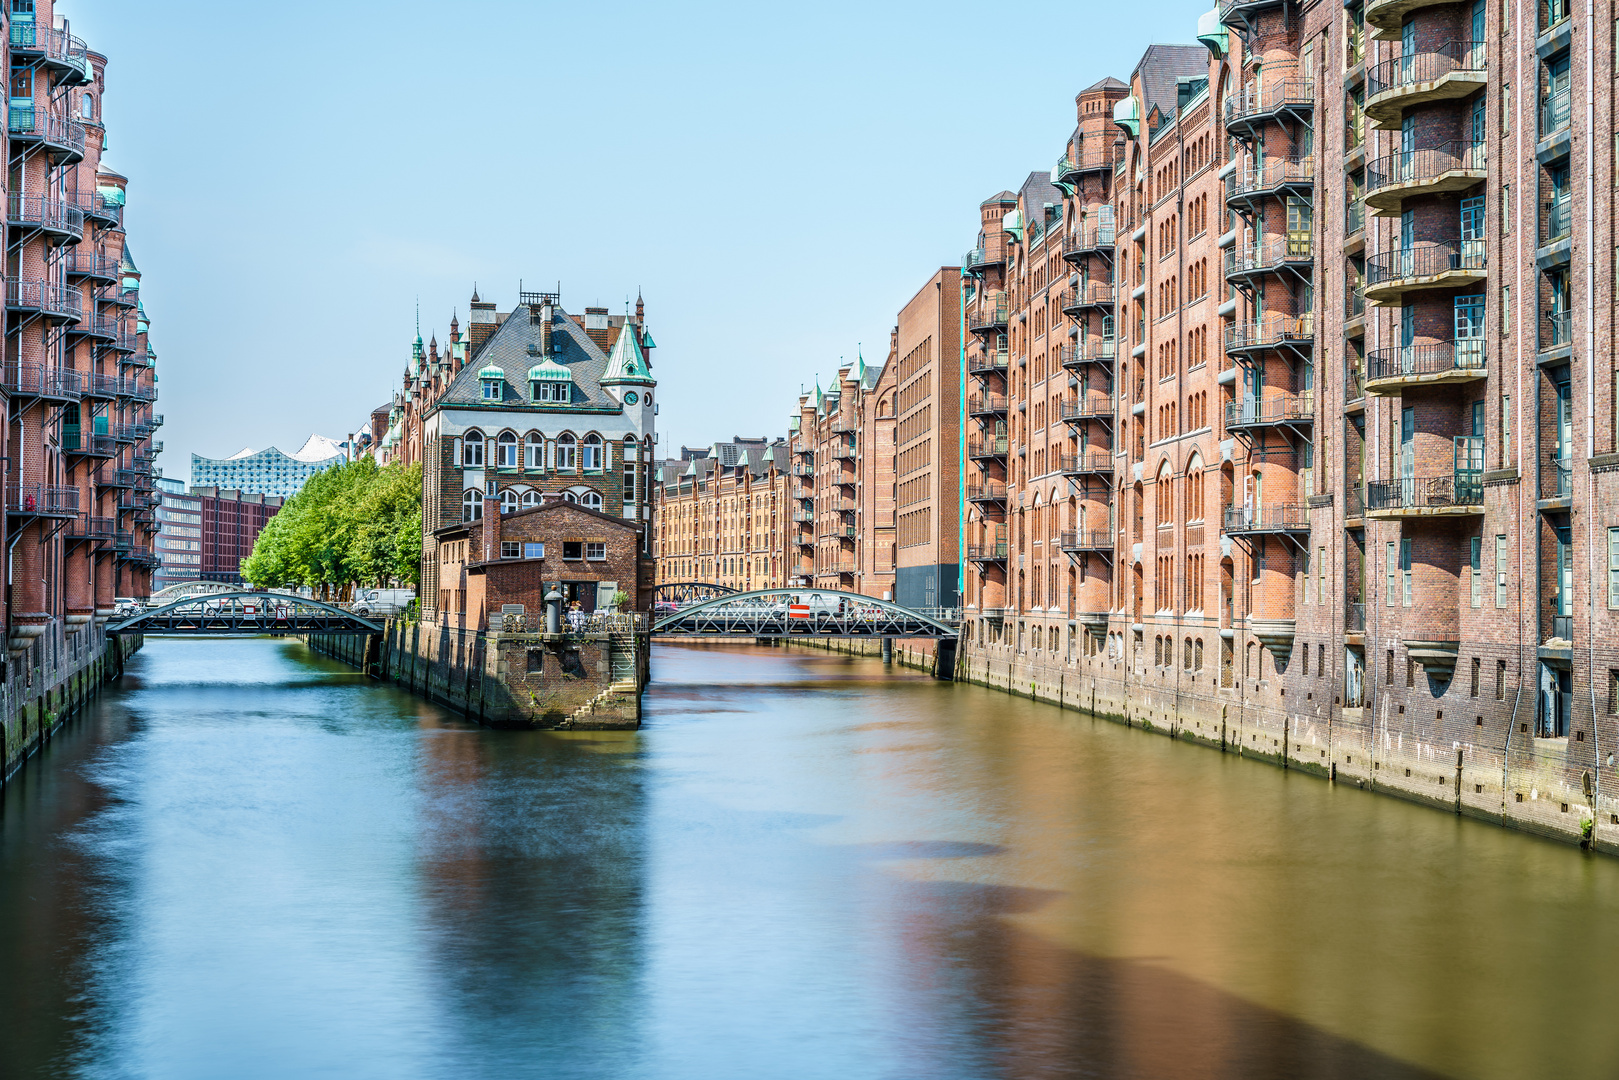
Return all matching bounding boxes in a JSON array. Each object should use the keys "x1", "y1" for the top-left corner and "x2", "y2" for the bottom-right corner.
[{"x1": 1584, "y1": 0, "x2": 1599, "y2": 827}]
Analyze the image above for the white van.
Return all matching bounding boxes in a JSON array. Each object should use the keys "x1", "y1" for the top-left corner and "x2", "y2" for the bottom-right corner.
[{"x1": 353, "y1": 588, "x2": 415, "y2": 617}]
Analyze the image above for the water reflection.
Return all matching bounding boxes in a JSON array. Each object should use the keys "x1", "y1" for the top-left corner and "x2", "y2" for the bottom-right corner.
[{"x1": 0, "y1": 638, "x2": 1615, "y2": 1078}]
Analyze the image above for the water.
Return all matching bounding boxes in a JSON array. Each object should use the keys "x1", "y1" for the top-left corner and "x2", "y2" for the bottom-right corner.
[{"x1": 2, "y1": 638, "x2": 1618, "y2": 1080}]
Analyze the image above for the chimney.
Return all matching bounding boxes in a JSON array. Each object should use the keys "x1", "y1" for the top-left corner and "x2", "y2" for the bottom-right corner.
[
  {"x1": 482, "y1": 495, "x2": 500, "y2": 562},
  {"x1": 469, "y1": 286, "x2": 499, "y2": 356},
  {"x1": 584, "y1": 307, "x2": 611, "y2": 351},
  {"x1": 540, "y1": 302, "x2": 553, "y2": 355}
]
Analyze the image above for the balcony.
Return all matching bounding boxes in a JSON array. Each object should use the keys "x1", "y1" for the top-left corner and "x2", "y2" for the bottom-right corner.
[
  {"x1": 1, "y1": 362, "x2": 82, "y2": 402},
  {"x1": 1364, "y1": 340, "x2": 1487, "y2": 393},
  {"x1": 829, "y1": 418, "x2": 855, "y2": 435},
  {"x1": 1224, "y1": 236, "x2": 1314, "y2": 286},
  {"x1": 5, "y1": 279, "x2": 83, "y2": 324},
  {"x1": 1059, "y1": 530, "x2": 1113, "y2": 553},
  {"x1": 968, "y1": 348, "x2": 1009, "y2": 375},
  {"x1": 791, "y1": 462, "x2": 814, "y2": 478},
  {"x1": 62, "y1": 429, "x2": 116, "y2": 457},
  {"x1": 1061, "y1": 222, "x2": 1116, "y2": 262},
  {"x1": 66, "y1": 253, "x2": 118, "y2": 282},
  {"x1": 110, "y1": 424, "x2": 140, "y2": 445},
  {"x1": 967, "y1": 394, "x2": 1008, "y2": 417},
  {"x1": 1346, "y1": 199, "x2": 1365, "y2": 238},
  {"x1": 7, "y1": 108, "x2": 86, "y2": 165},
  {"x1": 7, "y1": 193, "x2": 84, "y2": 243},
  {"x1": 9, "y1": 21, "x2": 90, "y2": 81},
  {"x1": 1366, "y1": 42, "x2": 1487, "y2": 128},
  {"x1": 79, "y1": 372, "x2": 120, "y2": 400},
  {"x1": 1364, "y1": 241, "x2": 1486, "y2": 303},
  {"x1": 1365, "y1": 142, "x2": 1485, "y2": 212},
  {"x1": 97, "y1": 467, "x2": 137, "y2": 490},
  {"x1": 99, "y1": 285, "x2": 139, "y2": 310},
  {"x1": 966, "y1": 483, "x2": 1008, "y2": 504},
  {"x1": 1059, "y1": 397, "x2": 1115, "y2": 423},
  {"x1": 1058, "y1": 451, "x2": 1115, "y2": 477},
  {"x1": 1542, "y1": 197, "x2": 1572, "y2": 249},
  {"x1": 1063, "y1": 282, "x2": 1116, "y2": 316},
  {"x1": 1541, "y1": 309, "x2": 1572, "y2": 352},
  {"x1": 1222, "y1": 503, "x2": 1311, "y2": 535},
  {"x1": 967, "y1": 297, "x2": 1009, "y2": 333},
  {"x1": 1060, "y1": 340, "x2": 1115, "y2": 372},
  {"x1": 6, "y1": 482, "x2": 80, "y2": 519},
  {"x1": 1366, "y1": 0, "x2": 1473, "y2": 37},
  {"x1": 968, "y1": 436, "x2": 1009, "y2": 459},
  {"x1": 1223, "y1": 80, "x2": 1315, "y2": 139},
  {"x1": 963, "y1": 243, "x2": 1007, "y2": 275},
  {"x1": 1541, "y1": 89, "x2": 1571, "y2": 141},
  {"x1": 65, "y1": 515, "x2": 115, "y2": 543},
  {"x1": 1056, "y1": 145, "x2": 1117, "y2": 183},
  {"x1": 108, "y1": 327, "x2": 138, "y2": 353},
  {"x1": 83, "y1": 192, "x2": 123, "y2": 228},
  {"x1": 1224, "y1": 393, "x2": 1315, "y2": 433},
  {"x1": 1224, "y1": 314, "x2": 1315, "y2": 355},
  {"x1": 69, "y1": 314, "x2": 119, "y2": 343},
  {"x1": 1366, "y1": 475, "x2": 1484, "y2": 517},
  {"x1": 966, "y1": 542, "x2": 1009, "y2": 562},
  {"x1": 111, "y1": 530, "x2": 133, "y2": 552},
  {"x1": 831, "y1": 445, "x2": 855, "y2": 460},
  {"x1": 1345, "y1": 602, "x2": 1367, "y2": 635},
  {"x1": 1225, "y1": 157, "x2": 1315, "y2": 208}
]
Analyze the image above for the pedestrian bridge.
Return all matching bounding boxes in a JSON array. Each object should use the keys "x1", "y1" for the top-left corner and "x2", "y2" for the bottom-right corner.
[
  {"x1": 108, "y1": 592, "x2": 384, "y2": 636},
  {"x1": 652, "y1": 588, "x2": 959, "y2": 639}
]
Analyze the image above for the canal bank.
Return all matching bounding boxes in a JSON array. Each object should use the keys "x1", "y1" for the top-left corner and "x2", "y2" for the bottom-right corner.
[{"x1": 0, "y1": 622, "x2": 139, "y2": 784}]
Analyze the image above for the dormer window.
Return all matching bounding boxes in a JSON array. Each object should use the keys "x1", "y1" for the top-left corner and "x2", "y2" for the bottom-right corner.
[{"x1": 528, "y1": 359, "x2": 574, "y2": 404}]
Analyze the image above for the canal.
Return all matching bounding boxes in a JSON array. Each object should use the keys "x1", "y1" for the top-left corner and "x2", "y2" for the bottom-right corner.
[{"x1": 2, "y1": 637, "x2": 1618, "y2": 1079}]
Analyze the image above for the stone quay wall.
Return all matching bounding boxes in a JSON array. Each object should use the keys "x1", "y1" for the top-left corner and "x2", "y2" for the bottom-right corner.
[
  {"x1": 1, "y1": 624, "x2": 141, "y2": 784},
  {"x1": 308, "y1": 618, "x2": 648, "y2": 730},
  {"x1": 959, "y1": 638, "x2": 1619, "y2": 855}
]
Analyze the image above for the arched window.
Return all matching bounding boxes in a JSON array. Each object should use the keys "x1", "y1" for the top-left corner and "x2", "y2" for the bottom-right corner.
[
  {"x1": 581, "y1": 490, "x2": 604, "y2": 511},
  {"x1": 562, "y1": 490, "x2": 579, "y2": 504},
  {"x1": 524, "y1": 432, "x2": 544, "y2": 469},
  {"x1": 499, "y1": 489, "x2": 520, "y2": 514},
  {"x1": 497, "y1": 431, "x2": 518, "y2": 469},
  {"x1": 1157, "y1": 462, "x2": 1174, "y2": 524},
  {"x1": 556, "y1": 434, "x2": 577, "y2": 471},
  {"x1": 463, "y1": 431, "x2": 484, "y2": 467},
  {"x1": 81, "y1": 94, "x2": 94, "y2": 120},
  {"x1": 462, "y1": 488, "x2": 483, "y2": 521},
  {"x1": 520, "y1": 490, "x2": 542, "y2": 508},
  {"x1": 581, "y1": 433, "x2": 603, "y2": 471}
]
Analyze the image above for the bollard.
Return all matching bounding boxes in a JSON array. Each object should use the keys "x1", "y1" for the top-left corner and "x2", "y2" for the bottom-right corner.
[
  {"x1": 881, "y1": 637, "x2": 893, "y2": 664},
  {"x1": 545, "y1": 589, "x2": 563, "y2": 636}
]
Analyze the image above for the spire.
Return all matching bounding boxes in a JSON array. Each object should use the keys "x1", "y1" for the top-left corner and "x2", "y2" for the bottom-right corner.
[
  {"x1": 635, "y1": 290, "x2": 644, "y2": 325},
  {"x1": 600, "y1": 315, "x2": 655, "y2": 386},
  {"x1": 471, "y1": 282, "x2": 480, "y2": 303}
]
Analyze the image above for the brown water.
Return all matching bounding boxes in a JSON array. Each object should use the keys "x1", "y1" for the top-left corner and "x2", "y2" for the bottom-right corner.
[{"x1": 0, "y1": 637, "x2": 1615, "y2": 1079}]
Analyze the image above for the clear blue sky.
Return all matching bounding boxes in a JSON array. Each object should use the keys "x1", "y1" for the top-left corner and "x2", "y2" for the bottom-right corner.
[{"x1": 72, "y1": 0, "x2": 1209, "y2": 473}]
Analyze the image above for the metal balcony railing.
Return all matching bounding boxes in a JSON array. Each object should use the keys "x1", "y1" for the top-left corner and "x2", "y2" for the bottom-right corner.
[
  {"x1": 1062, "y1": 222, "x2": 1116, "y2": 258},
  {"x1": 963, "y1": 242, "x2": 1007, "y2": 270},
  {"x1": 62, "y1": 430, "x2": 115, "y2": 456},
  {"x1": 1345, "y1": 285, "x2": 1365, "y2": 319},
  {"x1": 1057, "y1": 145, "x2": 1118, "y2": 177},
  {"x1": 1226, "y1": 156, "x2": 1315, "y2": 200},
  {"x1": 1, "y1": 362, "x2": 82, "y2": 399},
  {"x1": 1367, "y1": 476, "x2": 1484, "y2": 511},
  {"x1": 1345, "y1": 199, "x2": 1365, "y2": 236},
  {"x1": 1224, "y1": 79, "x2": 1315, "y2": 127},
  {"x1": 1060, "y1": 530, "x2": 1112, "y2": 551},
  {"x1": 831, "y1": 445, "x2": 855, "y2": 460},
  {"x1": 1366, "y1": 340, "x2": 1487, "y2": 382},
  {"x1": 1225, "y1": 235, "x2": 1314, "y2": 279},
  {"x1": 7, "y1": 108, "x2": 86, "y2": 159},
  {"x1": 968, "y1": 349, "x2": 1009, "y2": 374},
  {"x1": 1366, "y1": 141, "x2": 1485, "y2": 197},
  {"x1": 1542, "y1": 309, "x2": 1572, "y2": 350},
  {"x1": 66, "y1": 514, "x2": 115, "y2": 541},
  {"x1": 967, "y1": 542, "x2": 1009, "y2": 561},
  {"x1": 1068, "y1": 282, "x2": 1116, "y2": 308},
  {"x1": 968, "y1": 437, "x2": 1009, "y2": 458},
  {"x1": 6, "y1": 482, "x2": 79, "y2": 517},
  {"x1": 1366, "y1": 241, "x2": 1486, "y2": 286},
  {"x1": 966, "y1": 483, "x2": 1008, "y2": 502},
  {"x1": 1551, "y1": 454, "x2": 1572, "y2": 497},
  {"x1": 1224, "y1": 393, "x2": 1315, "y2": 427},
  {"x1": 1542, "y1": 88, "x2": 1571, "y2": 138},
  {"x1": 84, "y1": 191, "x2": 123, "y2": 227},
  {"x1": 9, "y1": 20, "x2": 89, "y2": 70},
  {"x1": 66, "y1": 253, "x2": 118, "y2": 280},
  {"x1": 1367, "y1": 41, "x2": 1485, "y2": 99},
  {"x1": 1543, "y1": 197, "x2": 1572, "y2": 246},
  {"x1": 5, "y1": 279, "x2": 83, "y2": 321},
  {"x1": 7, "y1": 193, "x2": 84, "y2": 238},
  {"x1": 1057, "y1": 451, "x2": 1115, "y2": 474},
  {"x1": 968, "y1": 297, "x2": 1010, "y2": 331},
  {"x1": 791, "y1": 463, "x2": 813, "y2": 477},
  {"x1": 1059, "y1": 398, "x2": 1115, "y2": 421},
  {"x1": 1224, "y1": 314, "x2": 1315, "y2": 351},
  {"x1": 1346, "y1": 484, "x2": 1366, "y2": 517},
  {"x1": 1222, "y1": 503, "x2": 1311, "y2": 532},
  {"x1": 1346, "y1": 602, "x2": 1366, "y2": 633},
  {"x1": 97, "y1": 467, "x2": 137, "y2": 489},
  {"x1": 967, "y1": 394, "x2": 1008, "y2": 415}
]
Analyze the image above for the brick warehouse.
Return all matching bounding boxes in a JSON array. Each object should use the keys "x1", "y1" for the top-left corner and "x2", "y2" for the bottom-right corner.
[
  {"x1": 652, "y1": 438, "x2": 792, "y2": 592},
  {"x1": 0, "y1": 2, "x2": 165, "y2": 781},
  {"x1": 950, "y1": 0, "x2": 1619, "y2": 851}
]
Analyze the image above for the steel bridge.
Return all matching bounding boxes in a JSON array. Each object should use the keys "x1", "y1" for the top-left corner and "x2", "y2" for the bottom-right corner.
[
  {"x1": 107, "y1": 591, "x2": 384, "y2": 636},
  {"x1": 651, "y1": 588, "x2": 958, "y2": 639}
]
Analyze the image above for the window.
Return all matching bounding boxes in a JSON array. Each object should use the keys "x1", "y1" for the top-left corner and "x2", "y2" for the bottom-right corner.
[
  {"x1": 520, "y1": 490, "x2": 541, "y2": 508},
  {"x1": 586, "y1": 542, "x2": 606, "y2": 561},
  {"x1": 1471, "y1": 657, "x2": 1481, "y2": 697},
  {"x1": 463, "y1": 432, "x2": 484, "y2": 467},
  {"x1": 1497, "y1": 659, "x2": 1507, "y2": 699},
  {"x1": 581, "y1": 490, "x2": 604, "y2": 512},
  {"x1": 497, "y1": 431, "x2": 518, "y2": 469},
  {"x1": 534, "y1": 380, "x2": 571, "y2": 403},
  {"x1": 481, "y1": 378, "x2": 503, "y2": 401},
  {"x1": 81, "y1": 94, "x2": 93, "y2": 120},
  {"x1": 501, "y1": 541, "x2": 520, "y2": 559},
  {"x1": 562, "y1": 541, "x2": 584, "y2": 560},
  {"x1": 1470, "y1": 537, "x2": 1482, "y2": 606},
  {"x1": 524, "y1": 542, "x2": 544, "y2": 559},
  {"x1": 582, "y1": 434, "x2": 604, "y2": 471},
  {"x1": 1496, "y1": 534, "x2": 1509, "y2": 607},
  {"x1": 525, "y1": 435, "x2": 544, "y2": 469},
  {"x1": 1400, "y1": 539, "x2": 1413, "y2": 606},
  {"x1": 499, "y1": 489, "x2": 519, "y2": 514},
  {"x1": 556, "y1": 434, "x2": 577, "y2": 471},
  {"x1": 1386, "y1": 541, "x2": 1398, "y2": 603},
  {"x1": 462, "y1": 488, "x2": 483, "y2": 521},
  {"x1": 1608, "y1": 528, "x2": 1619, "y2": 606}
]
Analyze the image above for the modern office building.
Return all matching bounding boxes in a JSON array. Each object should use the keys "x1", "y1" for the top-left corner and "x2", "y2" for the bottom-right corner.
[
  {"x1": 153, "y1": 476, "x2": 200, "y2": 590},
  {"x1": 154, "y1": 480, "x2": 283, "y2": 590},
  {"x1": 191, "y1": 434, "x2": 344, "y2": 498}
]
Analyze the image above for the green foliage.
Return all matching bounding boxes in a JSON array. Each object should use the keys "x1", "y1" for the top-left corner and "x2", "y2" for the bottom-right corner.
[{"x1": 241, "y1": 459, "x2": 422, "y2": 594}]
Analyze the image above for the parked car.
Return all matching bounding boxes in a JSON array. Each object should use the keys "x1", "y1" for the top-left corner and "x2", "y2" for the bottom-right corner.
[
  {"x1": 353, "y1": 588, "x2": 416, "y2": 617},
  {"x1": 112, "y1": 597, "x2": 142, "y2": 617}
]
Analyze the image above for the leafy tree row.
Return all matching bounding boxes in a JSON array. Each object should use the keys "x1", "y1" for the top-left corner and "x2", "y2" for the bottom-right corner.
[{"x1": 241, "y1": 458, "x2": 422, "y2": 598}]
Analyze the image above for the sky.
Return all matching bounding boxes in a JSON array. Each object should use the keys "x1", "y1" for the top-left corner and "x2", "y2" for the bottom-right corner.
[{"x1": 70, "y1": 0, "x2": 1211, "y2": 475}]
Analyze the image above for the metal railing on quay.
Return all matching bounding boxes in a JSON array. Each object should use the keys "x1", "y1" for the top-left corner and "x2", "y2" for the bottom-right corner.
[
  {"x1": 1224, "y1": 393, "x2": 1315, "y2": 427},
  {"x1": 5, "y1": 278, "x2": 84, "y2": 321},
  {"x1": 6, "y1": 482, "x2": 79, "y2": 516},
  {"x1": 1366, "y1": 475, "x2": 1484, "y2": 511},
  {"x1": 1366, "y1": 340, "x2": 1486, "y2": 381},
  {"x1": 1367, "y1": 41, "x2": 1485, "y2": 98},
  {"x1": 1366, "y1": 141, "x2": 1485, "y2": 195},
  {"x1": 1222, "y1": 503, "x2": 1311, "y2": 531},
  {"x1": 2, "y1": 362, "x2": 82, "y2": 398},
  {"x1": 1366, "y1": 241, "x2": 1485, "y2": 285}
]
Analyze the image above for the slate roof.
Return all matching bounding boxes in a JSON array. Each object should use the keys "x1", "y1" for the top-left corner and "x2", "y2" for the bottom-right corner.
[
  {"x1": 1019, "y1": 170, "x2": 1061, "y2": 213},
  {"x1": 980, "y1": 190, "x2": 1018, "y2": 207},
  {"x1": 430, "y1": 302, "x2": 627, "y2": 413},
  {"x1": 1133, "y1": 44, "x2": 1208, "y2": 122},
  {"x1": 1080, "y1": 76, "x2": 1128, "y2": 95}
]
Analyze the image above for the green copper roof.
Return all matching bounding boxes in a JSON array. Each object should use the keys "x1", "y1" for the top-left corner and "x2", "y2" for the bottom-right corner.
[
  {"x1": 600, "y1": 322, "x2": 654, "y2": 385},
  {"x1": 477, "y1": 364, "x2": 504, "y2": 379},
  {"x1": 528, "y1": 358, "x2": 572, "y2": 381},
  {"x1": 640, "y1": 329, "x2": 657, "y2": 350}
]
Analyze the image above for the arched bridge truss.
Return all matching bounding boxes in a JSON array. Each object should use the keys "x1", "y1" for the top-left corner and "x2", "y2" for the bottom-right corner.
[
  {"x1": 108, "y1": 592, "x2": 385, "y2": 637},
  {"x1": 652, "y1": 588, "x2": 958, "y2": 639},
  {"x1": 652, "y1": 582, "x2": 738, "y2": 605}
]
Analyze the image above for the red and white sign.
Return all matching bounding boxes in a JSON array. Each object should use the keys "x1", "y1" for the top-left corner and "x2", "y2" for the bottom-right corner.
[{"x1": 788, "y1": 603, "x2": 810, "y2": 620}]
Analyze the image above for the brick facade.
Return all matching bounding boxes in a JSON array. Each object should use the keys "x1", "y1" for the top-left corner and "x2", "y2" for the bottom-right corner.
[{"x1": 652, "y1": 439, "x2": 791, "y2": 592}]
